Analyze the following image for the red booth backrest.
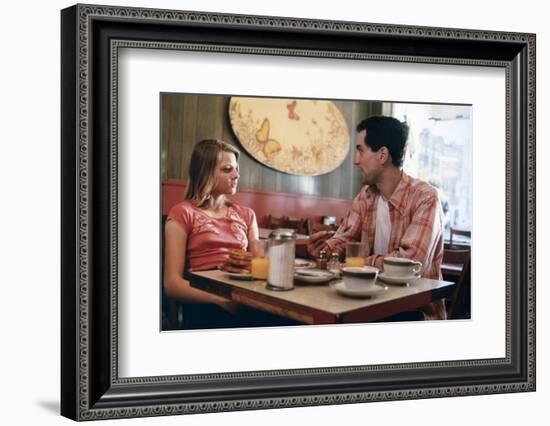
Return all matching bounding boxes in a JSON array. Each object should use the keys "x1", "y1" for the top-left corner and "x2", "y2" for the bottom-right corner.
[{"x1": 162, "y1": 179, "x2": 352, "y2": 228}]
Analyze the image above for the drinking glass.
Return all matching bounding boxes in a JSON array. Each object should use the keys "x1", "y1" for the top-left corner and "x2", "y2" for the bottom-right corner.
[
  {"x1": 345, "y1": 242, "x2": 366, "y2": 267},
  {"x1": 250, "y1": 239, "x2": 269, "y2": 279}
]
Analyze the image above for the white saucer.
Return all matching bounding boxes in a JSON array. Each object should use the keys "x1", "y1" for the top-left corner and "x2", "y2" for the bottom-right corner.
[
  {"x1": 330, "y1": 281, "x2": 388, "y2": 298},
  {"x1": 294, "y1": 268, "x2": 336, "y2": 284},
  {"x1": 378, "y1": 272, "x2": 420, "y2": 285},
  {"x1": 226, "y1": 272, "x2": 254, "y2": 281}
]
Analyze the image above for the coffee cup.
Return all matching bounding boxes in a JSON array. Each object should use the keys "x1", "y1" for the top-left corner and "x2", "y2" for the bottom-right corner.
[
  {"x1": 341, "y1": 266, "x2": 379, "y2": 291},
  {"x1": 383, "y1": 257, "x2": 422, "y2": 278}
]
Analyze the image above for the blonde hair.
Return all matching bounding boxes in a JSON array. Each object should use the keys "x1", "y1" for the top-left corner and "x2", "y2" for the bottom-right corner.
[{"x1": 184, "y1": 139, "x2": 240, "y2": 208}]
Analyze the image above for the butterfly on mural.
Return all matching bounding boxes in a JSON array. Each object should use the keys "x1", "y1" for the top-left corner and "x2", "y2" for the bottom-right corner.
[
  {"x1": 255, "y1": 118, "x2": 282, "y2": 158},
  {"x1": 286, "y1": 100, "x2": 300, "y2": 121}
]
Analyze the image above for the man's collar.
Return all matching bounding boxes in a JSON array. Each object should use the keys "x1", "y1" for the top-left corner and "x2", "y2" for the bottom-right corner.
[{"x1": 366, "y1": 171, "x2": 410, "y2": 216}]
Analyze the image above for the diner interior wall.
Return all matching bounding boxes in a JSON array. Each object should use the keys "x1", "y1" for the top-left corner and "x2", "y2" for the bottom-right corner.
[
  {"x1": 1, "y1": 0, "x2": 546, "y2": 425},
  {"x1": 161, "y1": 93, "x2": 381, "y2": 199}
]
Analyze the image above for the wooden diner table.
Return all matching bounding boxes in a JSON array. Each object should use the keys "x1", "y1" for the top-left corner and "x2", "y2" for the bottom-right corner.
[{"x1": 190, "y1": 270, "x2": 455, "y2": 325}]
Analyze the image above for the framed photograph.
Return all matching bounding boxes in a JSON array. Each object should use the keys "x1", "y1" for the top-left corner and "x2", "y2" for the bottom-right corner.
[{"x1": 61, "y1": 3, "x2": 535, "y2": 421}]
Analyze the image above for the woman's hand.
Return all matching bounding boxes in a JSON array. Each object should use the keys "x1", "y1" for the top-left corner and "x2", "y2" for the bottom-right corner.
[
  {"x1": 220, "y1": 249, "x2": 252, "y2": 273},
  {"x1": 217, "y1": 300, "x2": 241, "y2": 314}
]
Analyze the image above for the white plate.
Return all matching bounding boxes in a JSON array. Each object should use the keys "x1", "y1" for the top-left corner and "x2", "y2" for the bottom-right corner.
[
  {"x1": 377, "y1": 272, "x2": 420, "y2": 285},
  {"x1": 294, "y1": 268, "x2": 336, "y2": 284},
  {"x1": 330, "y1": 281, "x2": 388, "y2": 298},
  {"x1": 226, "y1": 272, "x2": 254, "y2": 281},
  {"x1": 294, "y1": 258, "x2": 316, "y2": 269}
]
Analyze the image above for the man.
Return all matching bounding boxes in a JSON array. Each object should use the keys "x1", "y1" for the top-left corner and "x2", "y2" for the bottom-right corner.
[{"x1": 308, "y1": 115, "x2": 446, "y2": 320}]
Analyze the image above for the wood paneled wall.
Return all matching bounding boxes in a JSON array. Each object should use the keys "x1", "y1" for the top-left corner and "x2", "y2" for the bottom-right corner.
[{"x1": 161, "y1": 94, "x2": 382, "y2": 200}]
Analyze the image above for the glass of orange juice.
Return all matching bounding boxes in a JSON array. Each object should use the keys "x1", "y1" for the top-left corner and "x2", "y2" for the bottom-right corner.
[
  {"x1": 345, "y1": 242, "x2": 366, "y2": 267},
  {"x1": 250, "y1": 240, "x2": 269, "y2": 280}
]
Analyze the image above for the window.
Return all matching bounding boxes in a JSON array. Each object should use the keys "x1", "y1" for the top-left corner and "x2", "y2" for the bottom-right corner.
[{"x1": 390, "y1": 103, "x2": 472, "y2": 242}]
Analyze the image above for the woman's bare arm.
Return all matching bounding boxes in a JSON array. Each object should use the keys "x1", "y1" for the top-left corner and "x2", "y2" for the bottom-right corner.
[
  {"x1": 247, "y1": 213, "x2": 260, "y2": 247},
  {"x1": 163, "y1": 220, "x2": 231, "y2": 305}
]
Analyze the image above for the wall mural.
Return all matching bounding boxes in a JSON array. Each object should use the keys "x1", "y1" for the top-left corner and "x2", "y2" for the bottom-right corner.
[{"x1": 229, "y1": 97, "x2": 350, "y2": 176}]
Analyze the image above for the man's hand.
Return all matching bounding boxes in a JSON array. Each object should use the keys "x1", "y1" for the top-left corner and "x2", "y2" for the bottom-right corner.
[{"x1": 307, "y1": 230, "x2": 335, "y2": 258}]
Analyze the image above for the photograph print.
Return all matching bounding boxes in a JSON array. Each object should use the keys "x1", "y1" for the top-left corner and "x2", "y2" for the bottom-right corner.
[{"x1": 160, "y1": 93, "x2": 472, "y2": 331}]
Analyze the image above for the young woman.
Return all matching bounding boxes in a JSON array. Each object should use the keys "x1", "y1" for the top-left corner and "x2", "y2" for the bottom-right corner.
[{"x1": 163, "y1": 139, "x2": 259, "y2": 326}]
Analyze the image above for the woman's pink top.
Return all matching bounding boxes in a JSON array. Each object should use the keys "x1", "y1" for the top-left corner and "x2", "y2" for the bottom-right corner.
[{"x1": 167, "y1": 200, "x2": 256, "y2": 272}]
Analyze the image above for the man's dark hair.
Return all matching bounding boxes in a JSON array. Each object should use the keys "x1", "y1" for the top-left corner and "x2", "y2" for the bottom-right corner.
[{"x1": 356, "y1": 116, "x2": 409, "y2": 168}]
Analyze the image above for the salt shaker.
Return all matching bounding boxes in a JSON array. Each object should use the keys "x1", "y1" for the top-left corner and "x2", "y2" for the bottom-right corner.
[
  {"x1": 327, "y1": 252, "x2": 342, "y2": 276},
  {"x1": 316, "y1": 249, "x2": 328, "y2": 270},
  {"x1": 266, "y1": 229, "x2": 296, "y2": 291}
]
